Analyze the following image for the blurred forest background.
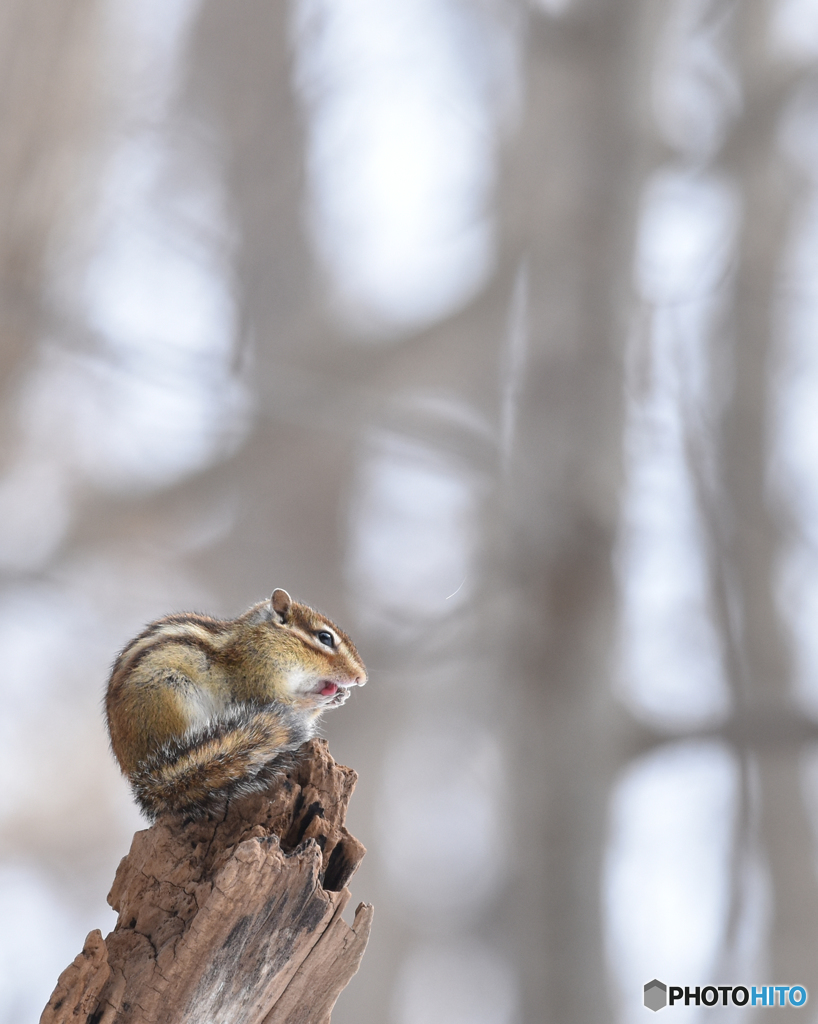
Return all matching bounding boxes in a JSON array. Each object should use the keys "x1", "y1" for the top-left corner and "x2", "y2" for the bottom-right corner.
[{"x1": 2, "y1": 0, "x2": 818, "y2": 1021}]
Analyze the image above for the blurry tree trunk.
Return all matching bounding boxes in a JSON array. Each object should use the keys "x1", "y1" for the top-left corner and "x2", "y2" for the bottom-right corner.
[
  {"x1": 497, "y1": 5, "x2": 655, "y2": 1021},
  {"x1": 40, "y1": 741, "x2": 372, "y2": 1024},
  {"x1": 0, "y1": 0, "x2": 102, "y2": 429}
]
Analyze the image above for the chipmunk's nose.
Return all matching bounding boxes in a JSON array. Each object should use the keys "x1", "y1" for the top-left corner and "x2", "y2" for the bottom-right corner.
[{"x1": 354, "y1": 674, "x2": 367, "y2": 687}]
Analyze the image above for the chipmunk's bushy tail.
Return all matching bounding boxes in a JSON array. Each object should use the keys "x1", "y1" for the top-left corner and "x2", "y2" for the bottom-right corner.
[{"x1": 129, "y1": 704, "x2": 312, "y2": 820}]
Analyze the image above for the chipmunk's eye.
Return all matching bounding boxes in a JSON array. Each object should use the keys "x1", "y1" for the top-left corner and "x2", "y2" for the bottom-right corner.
[{"x1": 316, "y1": 630, "x2": 335, "y2": 648}]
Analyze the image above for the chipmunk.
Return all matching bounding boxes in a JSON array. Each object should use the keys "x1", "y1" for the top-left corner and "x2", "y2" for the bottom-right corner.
[{"x1": 105, "y1": 589, "x2": 366, "y2": 820}]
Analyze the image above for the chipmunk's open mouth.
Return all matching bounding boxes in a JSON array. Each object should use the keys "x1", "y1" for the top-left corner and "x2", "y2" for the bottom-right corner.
[{"x1": 320, "y1": 682, "x2": 339, "y2": 697}]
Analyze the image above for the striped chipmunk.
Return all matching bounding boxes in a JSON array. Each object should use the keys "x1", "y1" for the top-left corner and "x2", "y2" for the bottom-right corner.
[{"x1": 105, "y1": 589, "x2": 366, "y2": 820}]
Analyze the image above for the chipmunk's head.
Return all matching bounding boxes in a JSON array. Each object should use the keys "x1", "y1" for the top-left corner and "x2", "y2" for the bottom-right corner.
[{"x1": 242, "y1": 588, "x2": 367, "y2": 708}]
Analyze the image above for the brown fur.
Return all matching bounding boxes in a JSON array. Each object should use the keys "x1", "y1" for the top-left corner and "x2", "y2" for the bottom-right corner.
[{"x1": 105, "y1": 591, "x2": 366, "y2": 819}]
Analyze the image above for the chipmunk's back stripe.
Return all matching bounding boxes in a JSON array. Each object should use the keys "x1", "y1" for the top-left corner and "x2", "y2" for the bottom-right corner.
[
  {"x1": 113, "y1": 628, "x2": 225, "y2": 679},
  {"x1": 157, "y1": 614, "x2": 230, "y2": 635},
  {"x1": 116, "y1": 614, "x2": 229, "y2": 659}
]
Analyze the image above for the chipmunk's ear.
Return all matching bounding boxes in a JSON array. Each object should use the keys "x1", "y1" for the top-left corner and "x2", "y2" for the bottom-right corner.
[{"x1": 271, "y1": 588, "x2": 292, "y2": 623}]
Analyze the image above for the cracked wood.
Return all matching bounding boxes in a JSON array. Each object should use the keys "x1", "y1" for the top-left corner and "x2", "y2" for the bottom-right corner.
[{"x1": 40, "y1": 740, "x2": 373, "y2": 1024}]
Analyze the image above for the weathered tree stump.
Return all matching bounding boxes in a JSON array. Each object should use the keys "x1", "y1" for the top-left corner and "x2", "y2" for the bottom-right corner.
[{"x1": 40, "y1": 740, "x2": 373, "y2": 1024}]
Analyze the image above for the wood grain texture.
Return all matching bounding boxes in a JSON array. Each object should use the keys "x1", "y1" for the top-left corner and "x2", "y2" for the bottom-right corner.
[{"x1": 40, "y1": 740, "x2": 372, "y2": 1024}]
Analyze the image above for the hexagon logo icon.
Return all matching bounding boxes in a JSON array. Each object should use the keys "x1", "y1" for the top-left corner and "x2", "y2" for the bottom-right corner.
[{"x1": 644, "y1": 979, "x2": 668, "y2": 1011}]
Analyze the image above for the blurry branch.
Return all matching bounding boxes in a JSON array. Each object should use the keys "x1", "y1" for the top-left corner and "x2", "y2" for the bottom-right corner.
[
  {"x1": 40, "y1": 741, "x2": 372, "y2": 1024},
  {"x1": 721, "y1": 2, "x2": 818, "y2": 992},
  {"x1": 679, "y1": 0, "x2": 818, "y2": 989}
]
